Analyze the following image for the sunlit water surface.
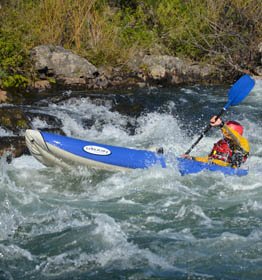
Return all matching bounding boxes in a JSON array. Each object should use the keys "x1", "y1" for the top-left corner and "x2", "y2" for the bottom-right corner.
[{"x1": 0, "y1": 81, "x2": 262, "y2": 279}]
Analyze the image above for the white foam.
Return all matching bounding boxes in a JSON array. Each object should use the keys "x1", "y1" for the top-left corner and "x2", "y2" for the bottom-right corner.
[
  {"x1": 241, "y1": 200, "x2": 262, "y2": 212},
  {"x1": 0, "y1": 127, "x2": 13, "y2": 136},
  {"x1": 158, "y1": 228, "x2": 196, "y2": 241},
  {"x1": 89, "y1": 213, "x2": 176, "y2": 271},
  {"x1": 31, "y1": 117, "x2": 51, "y2": 129},
  {"x1": 117, "y1": 197, "x2": 138, "y2": 204},
  {"x1": 12, "y1": 155, "x2": 44, "y2": 169}
]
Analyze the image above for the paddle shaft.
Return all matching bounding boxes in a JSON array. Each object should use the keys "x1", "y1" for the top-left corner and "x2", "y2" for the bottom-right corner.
[{"x1": 185, "y1": 108, "x2": 226, "y2": 155}]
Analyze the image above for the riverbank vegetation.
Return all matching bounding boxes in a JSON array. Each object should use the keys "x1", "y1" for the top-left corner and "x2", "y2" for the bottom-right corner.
[{"x1": 0, "y1": 0, "x2": 261, "y2": 90}]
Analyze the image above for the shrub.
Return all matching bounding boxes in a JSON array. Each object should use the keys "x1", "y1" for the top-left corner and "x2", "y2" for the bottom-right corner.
[
  {"x1": 0, "y1": 37, "x2": 24, "y2": 70},
  {"x1": 0, "y1": 35, "x2": 29, "y2": 90},
  {"x1": 1, "y1": 74, "x2": 29, "y2": 89}
]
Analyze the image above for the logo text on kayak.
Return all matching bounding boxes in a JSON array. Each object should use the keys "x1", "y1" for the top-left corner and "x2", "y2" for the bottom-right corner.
[{"x1": 83, "y1": 145, "x2": 111, "y2": 156}]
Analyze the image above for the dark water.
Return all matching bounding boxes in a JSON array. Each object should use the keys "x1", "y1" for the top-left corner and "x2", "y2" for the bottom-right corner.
[{"x1": 0, "y1": 81, "x2": 262, "y2": 279}]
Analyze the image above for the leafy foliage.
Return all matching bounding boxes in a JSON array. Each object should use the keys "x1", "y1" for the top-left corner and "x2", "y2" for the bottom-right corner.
[
  {"x1": 0, "y1": 38, "x2": 24, "y2": 69},
  {"x1": 0, "y1": 35, "x2": 29, "y2": 90},
  {"x1": 1, "y1": 74, "x2": 29, "y2": 89}
]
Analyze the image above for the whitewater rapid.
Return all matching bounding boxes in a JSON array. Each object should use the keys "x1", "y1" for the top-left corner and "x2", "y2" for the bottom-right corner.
[{"x1": 0, "y1": 80, "x2": 261, "y2": 279}]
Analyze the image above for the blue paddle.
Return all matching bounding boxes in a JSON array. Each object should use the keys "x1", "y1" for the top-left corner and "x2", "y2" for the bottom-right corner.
[{"x1": 185, "y1": 74, "x2": 255, "y2": 155}]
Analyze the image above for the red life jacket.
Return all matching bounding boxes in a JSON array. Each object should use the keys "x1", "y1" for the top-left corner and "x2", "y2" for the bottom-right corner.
[
  {"x1": 209, "y1": 139, "x2": 233, "y2": 163},
  {"x1": 209, "y1": 139, "x2": 248, "y2": 166}
]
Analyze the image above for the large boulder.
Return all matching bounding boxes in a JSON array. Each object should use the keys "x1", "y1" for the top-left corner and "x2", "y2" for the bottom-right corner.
[
  {"x1": 30, "y1": 45, "x2": 103, "y2": 87},
  {"x1": 138, "y1": 55, "x2": 218, "y2": 84}
]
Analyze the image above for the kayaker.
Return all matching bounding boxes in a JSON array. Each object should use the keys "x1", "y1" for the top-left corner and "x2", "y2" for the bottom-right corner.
[{"x1": 182, "y1": 116, "x2": 250, "y2": 168}]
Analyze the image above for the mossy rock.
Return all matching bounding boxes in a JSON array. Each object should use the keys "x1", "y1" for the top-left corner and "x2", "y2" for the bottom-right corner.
[
  {"x1": 0, "y1": 136, "x2": 28, "y2": 160},
  {"x1": 0, "y1": 107, "x2": 31, "y2": 133}
]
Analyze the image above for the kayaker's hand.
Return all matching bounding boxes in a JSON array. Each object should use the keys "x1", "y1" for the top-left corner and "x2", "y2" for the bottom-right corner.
[
  {"x1": 181, "y1": 154, "x2": 192, "y2": 159},
  {"x1": 210, "y1": 116, "x2": 223, "y2": 127}
]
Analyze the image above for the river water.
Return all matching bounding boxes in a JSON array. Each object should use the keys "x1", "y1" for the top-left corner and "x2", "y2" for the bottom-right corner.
[{"x1": 0, "y1": 80, "x2": 261, "y2": 280}]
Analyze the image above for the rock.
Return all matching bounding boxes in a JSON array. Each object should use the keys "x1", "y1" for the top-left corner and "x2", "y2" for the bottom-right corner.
[
  {"x1": 137, "y1": 82, "x2": 147, "y2": 88},
  {"x1": 0, "y1": 136, "x2": 28, "y2": 161},
  {"x1": 150, "y1": 65, "x2": 166, "y2": 80},
  {"x1": 140, "y1": 55, "x2": 217, "y2": 84},
  {"x1": 107, "y1": 93, "x2": 145, "y2": 118},
  {"x1": 254, "y1": 67, "x2": 262, "y2": 76},
  {"x1": 62, "y1": 77, "x2": 87, "y2": 85},
  {"x1": 0, "y1": 89, "x2": 8, "y2": 103},
  {"x1": 29, "y1": 45, "x2": 221, "y2": 89},
  {"x1": 33, "y1": 80, "x2": 51, "y2": 91},
  {"x1": 30, "y1": 45, "x2": 101, "y2": 87},
  {"x1": 0, "y1": 107, "x2": 31, "y2": 134}
]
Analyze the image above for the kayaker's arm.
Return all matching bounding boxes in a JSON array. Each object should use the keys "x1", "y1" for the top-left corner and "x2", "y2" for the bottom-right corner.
[
  {"x1": 191, "y1": 156, "x2": 209, "y2": 163},
  {"x1": 181, "y1": 154, "x2": 210, "y2": 163}
]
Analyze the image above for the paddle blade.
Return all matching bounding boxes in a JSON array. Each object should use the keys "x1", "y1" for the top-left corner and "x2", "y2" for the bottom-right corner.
[{"x1": 224, "y1": 74, "x2": 255, "y2": 109}]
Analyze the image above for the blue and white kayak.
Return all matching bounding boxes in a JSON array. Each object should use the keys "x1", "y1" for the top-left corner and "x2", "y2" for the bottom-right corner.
[
  {"x1": 25, "y1": 129, "x2": 248, "y2": 176},
  {"x1": 25, "y1": 130, "x2": 166, "y2": 171}
]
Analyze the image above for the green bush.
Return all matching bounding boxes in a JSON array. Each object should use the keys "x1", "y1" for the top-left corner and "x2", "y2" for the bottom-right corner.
[
  {"x1": 154, "y1": 0, "x2": 206, "y2": 57},
  {"x1": 119, "y1": 6, "x2": 156, "y2": 46},
  {"x1": 0, "y1": 35, "x2": 29, "y2": 90},
  {"x1": 1, "y1": 74, "x2": 29, "y2": 89},
  {"x1": 0, "y1": 37, "x2": 24, "y2": 69}
]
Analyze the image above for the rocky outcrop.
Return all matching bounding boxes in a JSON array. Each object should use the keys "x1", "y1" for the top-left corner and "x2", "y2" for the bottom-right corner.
[
  {"x1": 30, "y1": 45, "x2": 108, "y2": 89},
  {"x1": 29, "y1": 45, "x2": 221, "y2": 91},
  {"x1": 137, "y1": 55, "x2": 218, "y2": 84}
]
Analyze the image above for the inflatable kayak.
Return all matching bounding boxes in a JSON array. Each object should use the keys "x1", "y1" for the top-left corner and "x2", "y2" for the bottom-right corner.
[
  {"x1": 25, "y1": 129, "x2": 248, "y2": 176},
  {"x1": 25, "y1": 129, "x2": 166, "y2": 171}
]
